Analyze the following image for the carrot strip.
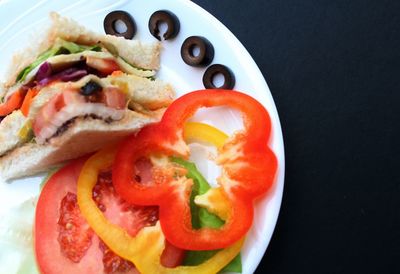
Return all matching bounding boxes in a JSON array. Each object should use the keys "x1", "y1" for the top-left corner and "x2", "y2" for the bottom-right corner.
[
  {"x1": 0, "y1": 90, "x2": 25, "y2": 116},
  {"x1": 20, "y1": 88, "x2": 39, "y2": 117}
]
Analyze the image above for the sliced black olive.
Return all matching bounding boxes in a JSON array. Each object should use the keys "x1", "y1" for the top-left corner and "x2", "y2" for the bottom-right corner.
[
  {"x1": 81, "y1": 81, "x2": 102, "y2": 96},
  {"x1": 104, "y1": 11, "x2": 136, "y2": 39},
  {"x1": 181, "y1": 36, "x2": 214, "y2": 67},
  {"x1": 149, "y1": 10, "x2": 180, "y2": 41},
  {"x1": 203, "y1": 64, "x2": 236, "y2": 90}
]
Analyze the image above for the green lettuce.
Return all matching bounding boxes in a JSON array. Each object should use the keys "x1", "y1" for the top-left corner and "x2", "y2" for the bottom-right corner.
[
  {"x1": 171, "y1": 157, "x2": 242, "y2": 273},
  {"x1": 16, "y1": 39, "x2": 101, "y2": 82}
]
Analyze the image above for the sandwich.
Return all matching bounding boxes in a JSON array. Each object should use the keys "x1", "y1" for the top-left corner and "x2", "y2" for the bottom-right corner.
[{"x1": 0, "y1": 13, "x2": 174, "y2": 180}]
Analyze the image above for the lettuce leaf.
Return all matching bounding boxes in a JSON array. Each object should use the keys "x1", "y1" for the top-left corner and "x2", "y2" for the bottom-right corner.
[
  {"x1": 171, "y1": 157, "x2": 242, "y2": 273},
  {"x1": 16, "y1": 39, "x2": 101, "y2": 82}
]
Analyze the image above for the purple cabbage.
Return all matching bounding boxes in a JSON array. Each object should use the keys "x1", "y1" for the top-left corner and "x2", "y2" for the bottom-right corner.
[
  {"x1": 58, "y1": 68, "x2": 88, "y2": 82},
  {"x1": 36, "y1": 62, "x2": 52, "y2": 81},
  {"x1": 37, "y1": 65, "x2": 88, "y2": 86}
]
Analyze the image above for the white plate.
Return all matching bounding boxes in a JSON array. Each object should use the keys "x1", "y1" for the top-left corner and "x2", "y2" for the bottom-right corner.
[{"x1": 0, "y1": 0, "x2": 285, "y2": 273}]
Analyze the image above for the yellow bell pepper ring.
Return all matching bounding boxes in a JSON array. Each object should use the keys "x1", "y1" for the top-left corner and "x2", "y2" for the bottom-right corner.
[{"x1": 184, "y1": 122, "x2": 228, "y2": 149}]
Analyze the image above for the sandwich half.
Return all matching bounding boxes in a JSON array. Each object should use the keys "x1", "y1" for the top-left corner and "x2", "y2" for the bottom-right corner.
[{"x1": 0, "y1": 13, "x2": 174, "y2": 180}]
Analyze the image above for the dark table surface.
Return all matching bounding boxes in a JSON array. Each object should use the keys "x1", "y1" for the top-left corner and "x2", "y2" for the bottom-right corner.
[{"x1": 192, "y1": 1, "x2": 400, "y2": 273}]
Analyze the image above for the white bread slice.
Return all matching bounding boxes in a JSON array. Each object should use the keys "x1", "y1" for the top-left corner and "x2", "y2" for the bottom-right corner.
[
  {"x1": 3, "y1": 12, "x2": 161, "y2": 89},
  {"x1": 0, "y1": 109, "x2": 164, "y2": 180}
]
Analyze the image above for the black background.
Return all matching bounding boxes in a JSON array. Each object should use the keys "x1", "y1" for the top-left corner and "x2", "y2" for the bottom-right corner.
[{"x1": 192, "y1": 1, "x2": 399, "y2": 273}]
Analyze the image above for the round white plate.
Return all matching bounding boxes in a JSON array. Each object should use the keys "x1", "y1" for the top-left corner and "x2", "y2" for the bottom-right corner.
[{"x1": 0, "y1": 0, "x2": 285, "y2": 273}]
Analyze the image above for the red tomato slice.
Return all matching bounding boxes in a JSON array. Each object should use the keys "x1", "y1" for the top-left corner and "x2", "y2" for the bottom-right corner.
[
  {"x1": 32, "y1": 90, "x2": 84, "y2": 136},
  {"x1": 86, "y1": 56, "x2": 120, "y2": 76},
  {"x1": 103, "y1": 87, "x2": 127, "y2": 110},
  {"x1": 32, "y1": 95, "x2": 58, "y2": 136},
  {"x1": 35, "y1": 157, "x2": 185, "y2": 274}
]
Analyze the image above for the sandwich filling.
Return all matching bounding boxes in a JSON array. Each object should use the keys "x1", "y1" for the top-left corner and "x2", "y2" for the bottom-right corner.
[
  {"x1": 0, "y1": 39, "x2": 173, "y2": 158},
  {"x1": 2, "y1": 38, "x2": 155, "y2": 103},
  {"x1": 32, "y1": 79, "x2": 126, "y2": 144}
]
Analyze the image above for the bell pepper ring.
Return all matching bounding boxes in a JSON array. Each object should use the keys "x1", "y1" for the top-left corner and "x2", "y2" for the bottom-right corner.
[
  {"x1": 112, "y1": 89, "x2": 278, "y2": 251},
  {"x1": 77, "y1": 129, "x2": 243, "y2": 273},
  {"x1": 184, "y1": 121, "x2": 228, "y2": 149}
]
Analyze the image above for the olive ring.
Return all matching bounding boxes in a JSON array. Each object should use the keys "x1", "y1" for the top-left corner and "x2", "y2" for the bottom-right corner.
[
  {"x1": 104, "y1": 11, "x2": 136, "y2": 39},
  {"x1": 203, "y1": 64, "x2": 236, "y2": 90},
  {"x1": 181, "y1": 36, "x2": 214, "y2": 67},
  {"x1": 149, "y1": 10, "x2": 180, "y2": 41}
]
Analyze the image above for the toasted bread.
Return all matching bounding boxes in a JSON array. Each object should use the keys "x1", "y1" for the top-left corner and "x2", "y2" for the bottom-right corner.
[{"x1": 0, "y1": 13, "x2": 174, "y2": 180}]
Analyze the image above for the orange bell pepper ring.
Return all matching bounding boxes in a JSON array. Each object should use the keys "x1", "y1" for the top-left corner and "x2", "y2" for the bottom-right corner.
[{"x1": 112, "y1": 89, "x2": 278, "y2": 251}]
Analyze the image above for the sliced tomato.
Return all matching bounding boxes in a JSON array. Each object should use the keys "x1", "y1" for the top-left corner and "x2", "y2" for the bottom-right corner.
[
  {"x1": 103, "y1": 87, "x2": 127, "y2": 110},
  {"x1": 35, "y1": 157, "x2": 185, "y2": 274},
  {"x1": 86, "y1": 56, "x2": 120, "y2": 76},
  {"x1": 32, "y1": 90, "x2": 83, "y2": 136},
  {"x1": 32, "y1": 93, "x2": 60, "y2": 136}
]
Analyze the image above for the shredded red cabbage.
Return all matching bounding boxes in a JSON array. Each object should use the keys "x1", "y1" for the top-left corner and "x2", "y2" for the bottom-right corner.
[
  {"x1": 36, "y1": 62, "x2": 52, "y2": 82},
  {"x1": 37, "y1": 67, "x2": 88, "y2": 86}
]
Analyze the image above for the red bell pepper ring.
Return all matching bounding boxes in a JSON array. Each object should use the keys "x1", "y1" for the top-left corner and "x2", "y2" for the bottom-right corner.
[{"x1": 112, "y1": 89, "x2": 277, "y2": 251}]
